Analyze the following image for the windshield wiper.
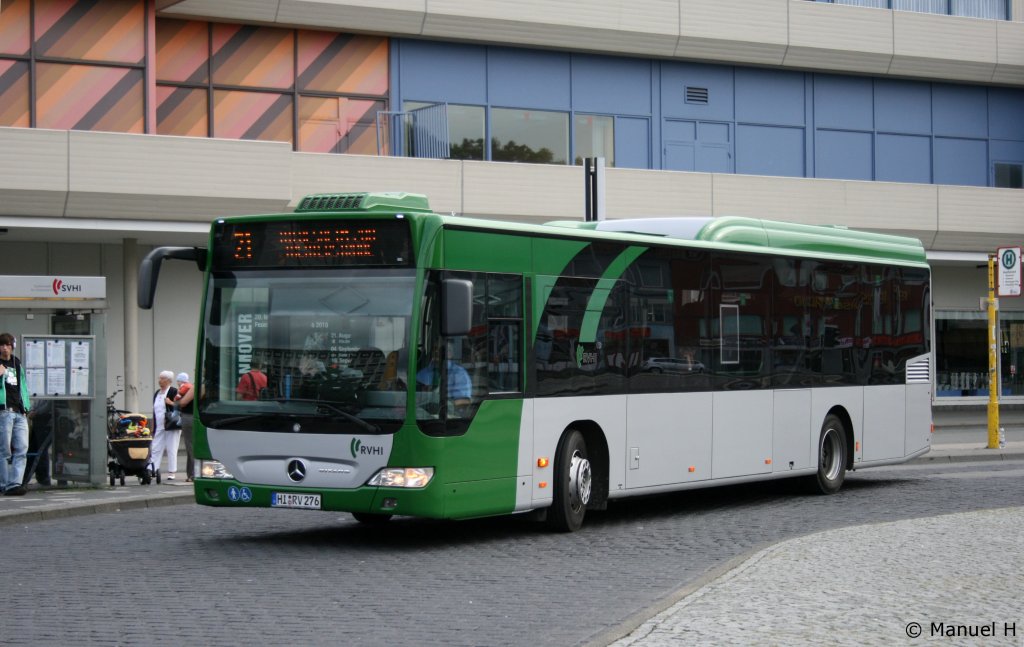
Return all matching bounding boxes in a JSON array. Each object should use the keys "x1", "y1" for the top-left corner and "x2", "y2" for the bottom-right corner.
[
  {"x1": 213, "y1": 412, "x2": 295, "y2": 428},
  {"x1": 272, "y1": 398, "x2": 381, "y2": 434}
]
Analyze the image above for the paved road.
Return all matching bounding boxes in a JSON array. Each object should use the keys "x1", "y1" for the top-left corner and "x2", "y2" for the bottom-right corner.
[
  {"x1": 2, "y1": 456, "x2": 1022, "y2": 646},
  {"x1": 610, "y1": 505, "x2": 1024, "y2": 647}
]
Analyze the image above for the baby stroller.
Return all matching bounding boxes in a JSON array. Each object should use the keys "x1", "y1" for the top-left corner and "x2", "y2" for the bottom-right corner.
[{"x1": 106, "y1": 413, "x2": 159, "y2": 486}]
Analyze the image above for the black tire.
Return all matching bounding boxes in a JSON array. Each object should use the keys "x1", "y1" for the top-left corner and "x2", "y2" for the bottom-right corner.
[
  {"x1": 547, "y1": 429, "x2": 591, "y2": 532},
  {"x1": 352, "y1": 512, "x2": 393, "y2": 525},
  {"x1": 809, "y1": 414, "x2": 847, "y2": 495}
]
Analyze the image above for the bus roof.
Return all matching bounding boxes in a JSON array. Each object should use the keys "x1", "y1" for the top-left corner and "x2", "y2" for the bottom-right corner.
[{"x1": 286, "y1": 192, "x2": 929, "y2": 266}]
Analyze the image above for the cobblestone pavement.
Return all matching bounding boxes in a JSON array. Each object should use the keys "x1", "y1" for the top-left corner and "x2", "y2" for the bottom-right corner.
[
  {"x1": 0, "y1": 446, "x2": 1022, "y2": 646},
  {"x1": 609, "y1": 506, "x2": 1024, "y2": 647}
]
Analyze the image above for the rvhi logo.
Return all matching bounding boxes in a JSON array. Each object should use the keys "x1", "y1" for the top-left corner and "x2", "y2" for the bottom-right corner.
[
  {"x1": 351, "y1": 438, "x2": 385, "y2": 458},
  {"x1": 52, "y1": 279, "x2": 62, "y2": 295}
]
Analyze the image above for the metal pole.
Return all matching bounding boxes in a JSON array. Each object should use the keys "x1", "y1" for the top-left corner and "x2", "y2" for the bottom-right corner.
[
  {"x1": 584, "y1": 158, "x2": 593, "y2": 221},
  {"x1": 987, "y1": 254, "x2": 1000, "y2": 449},
  {"x1": 123, "y1": 238, "x2": 139, "y2": 412}
]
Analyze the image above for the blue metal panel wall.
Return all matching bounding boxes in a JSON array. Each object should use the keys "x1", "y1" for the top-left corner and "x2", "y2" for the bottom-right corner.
[
  {"x1": 817, "y1": 130, "x2": 873, "y2": 180},
  {"x1": 989, "y1": 89, "x2": 1024, "y2": 141},
  {"x1": 933, "y1": 84, "x2": 988, "y2": 139},
  {"x1": 392, "y1": 39, "x2": 1024, "y2": 186},
  {"x1": 991, "y1": 139, "x2": 1024, "y2": 165},
  {"x1": 735, "y1": 69, "x2": 806, "y2": 127},
  {"x1": 396, "y1": 40, "x2": 487, "y2": 105},
  {"x1": 814, "y1": 75, "x2": 873, "y2": 131},
  {"x1": 488, "y1": 47, "x2": 571, "y2": 110},
  {"x1": 875, "y1": 80, "x2": 931, "y2": 134},
  {"x1": 935, "y1": 138, "x2": 989, "y2": 186},
  {"x1": 877, "y1": 134, "x2": 932, "y2": 183},
  {"x1": 736, "y1": 125, "x2": 805, "y2": 177},
  {"x1": 572, "y1": 55, "x2": 652, "y2": 115}
]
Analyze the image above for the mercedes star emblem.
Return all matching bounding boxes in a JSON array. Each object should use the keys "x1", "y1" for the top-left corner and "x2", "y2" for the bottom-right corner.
[{"x1": 287, "y1": 459, "x2": 307, "y2": 482}]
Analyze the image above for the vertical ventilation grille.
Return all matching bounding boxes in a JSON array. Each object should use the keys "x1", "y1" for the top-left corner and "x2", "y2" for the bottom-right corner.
[
  {"x1": 685, "y1": 86, "x2": 709, "y2": 105},
  {"x1": 906, "y1": 355, "x2": 931, "y2": 384}
]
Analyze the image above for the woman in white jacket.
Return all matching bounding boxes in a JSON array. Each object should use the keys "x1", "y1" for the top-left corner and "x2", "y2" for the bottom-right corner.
[{"x1": 150, "y1": 370, "x2": 181, "y2": 480}]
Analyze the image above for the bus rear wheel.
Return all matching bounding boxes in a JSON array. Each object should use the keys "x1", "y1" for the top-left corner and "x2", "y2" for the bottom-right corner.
[
  {"x1": 809, "y1": 414, "x2": 847, "y2": 495},
  {"x1": 547, "y1": 429, "x2": 591, "y2": 532}
]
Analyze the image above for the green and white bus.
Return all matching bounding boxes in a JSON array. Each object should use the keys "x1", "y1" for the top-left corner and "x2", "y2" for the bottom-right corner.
[{"x1": 139, "y1": 192, "x2": 932, "y2": 531}]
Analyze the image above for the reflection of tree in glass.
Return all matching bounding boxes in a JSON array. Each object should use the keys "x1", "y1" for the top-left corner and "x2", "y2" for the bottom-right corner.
[
  {"x1": 491, "y1": 138, "x2": 555, "y2": 164},
  {"x1": 450, "y1": 138, "x2": 484, "y2": 160}
]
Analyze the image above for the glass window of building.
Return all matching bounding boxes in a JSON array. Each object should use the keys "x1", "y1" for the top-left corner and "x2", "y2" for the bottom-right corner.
[
  {"x1": 155, "y1": 19, "x2": 388, "y2": 151},
  {"x1": 448, "y1": 104, "x2": 485, "y2": 161},
  {"x1": 404, "y1": 102, "x2": 485, "y2": 160},
  {"x1": 491, "y1": 108, "x2": 569, "y2": 165},
  {"x1": 995, "y1": 163, "x2": 1023, "y2": 189},
  {"x1": 574, "y1": 114, "x2": 614, "y2": 166},
  {"x1": 2, "y1": 0, "x2": 145, "y2": 132},
  {"x1": 936, "y1": 311, "x2": 1024, "y2": 398},
  {"x1": 824, "y1": 0, "x2": 1008, "y2": 19}
]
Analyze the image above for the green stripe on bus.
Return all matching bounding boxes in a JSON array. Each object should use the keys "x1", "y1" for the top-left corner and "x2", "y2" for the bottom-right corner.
[{"x1": 579, "y1": 246, "x2": 645, "y2": 343}]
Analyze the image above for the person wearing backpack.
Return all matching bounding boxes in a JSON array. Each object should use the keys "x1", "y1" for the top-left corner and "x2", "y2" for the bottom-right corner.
[{"x1": 235, "y1": 359, "x2": 268, "y2": 401}]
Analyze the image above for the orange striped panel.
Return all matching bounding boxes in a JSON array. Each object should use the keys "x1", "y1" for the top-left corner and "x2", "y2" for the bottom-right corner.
[
  {"x1": 156, "y1": 85, "x2": 208, "y2": 137},
  {"x1": 298, "y1": 96, "x2": 382, "y2": 155},
  {"x1": 297, "y1": 31, "x2": 387, "y2": 96},
  {"x1": 36, "y1": 62, "x2": 143, "y2": 132},
  {"x1": 0, "y1": 59, "x2": 30, "y2": 127},
  {"x1": 35, "y1": 0, "x2": 144, "y2": 64},
  {"x1": 0, "y1": 0, "x2": 31, "y2": 56},
  {"x1": 156, "y1": 19, "x2": 209, "y2": 84},
  {"x1": 213, "y1": 89, "x2": 292, "y2": 143},
  {"x1": 212, "y1": 24, "x2": 293, "y2": 90}
]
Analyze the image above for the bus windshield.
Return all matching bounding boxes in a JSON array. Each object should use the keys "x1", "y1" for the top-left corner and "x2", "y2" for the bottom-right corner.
[{"x1": 198, "y1": 268, "x2": 415, "y2": 434}]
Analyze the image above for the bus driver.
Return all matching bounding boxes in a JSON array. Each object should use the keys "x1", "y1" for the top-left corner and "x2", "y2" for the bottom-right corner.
[{"x1": 416, "y1": 344, "x2": 471, "y2": 407}]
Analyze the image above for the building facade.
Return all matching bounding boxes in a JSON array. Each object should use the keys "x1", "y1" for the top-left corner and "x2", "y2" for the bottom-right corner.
[{"x1": 1, "y1": 0, "x2": 1023, "y2": 410}]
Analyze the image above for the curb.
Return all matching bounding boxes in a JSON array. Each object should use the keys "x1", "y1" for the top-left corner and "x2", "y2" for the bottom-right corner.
[
  {"x1": 911, "y1": 450, "x2": 1024, "y2": 464},
  {"x1": 0, "y1": 491, "x2": 194, "y2": 527}
]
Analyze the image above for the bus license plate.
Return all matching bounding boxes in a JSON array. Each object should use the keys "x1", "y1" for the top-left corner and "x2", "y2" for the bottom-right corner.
[{"x1": 271, "y1": 492, "x2": 321, "y2": 510}]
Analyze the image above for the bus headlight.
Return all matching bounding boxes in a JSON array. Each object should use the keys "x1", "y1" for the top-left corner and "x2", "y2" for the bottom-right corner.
[
  {"x1": 199, "y1": 460, "x2": 234, "y2": 479},
  {"x1": 367, "y1": 467, "x2": 434, "y2": 488}
]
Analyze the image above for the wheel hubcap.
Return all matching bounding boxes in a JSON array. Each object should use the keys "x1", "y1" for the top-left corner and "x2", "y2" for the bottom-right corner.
[
  {"x1": 568, "y1": 450, "x2": 592, "y2": 511},
  {"x1": 821, "y1": 428, "x2": 842, "y2": 481}
]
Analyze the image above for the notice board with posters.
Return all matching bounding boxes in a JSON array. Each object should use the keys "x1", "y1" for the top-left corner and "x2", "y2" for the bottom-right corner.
[{"x1": 22, "y1": 335, "x2": 95, "y2": 482}]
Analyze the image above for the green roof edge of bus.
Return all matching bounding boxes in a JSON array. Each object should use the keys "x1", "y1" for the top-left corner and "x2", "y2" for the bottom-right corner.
[
  {"x1": 546, "y1": 217, "x2": 927, "y2": 265},
  {"x1": 696, "y1": 216, "x2": 927, "y2": 264},
  {"x1": 295, "y1": 192, "x2": 433, "y2": 214}
]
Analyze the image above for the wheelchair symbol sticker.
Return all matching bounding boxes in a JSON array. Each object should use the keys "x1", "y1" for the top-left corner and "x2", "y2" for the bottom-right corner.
[
  {"x1": 240, "y1": 487, "x2": 252, "y2": 502},
  {"x1": 228, "y1": 486, "x2": 240, "y2": 502}
]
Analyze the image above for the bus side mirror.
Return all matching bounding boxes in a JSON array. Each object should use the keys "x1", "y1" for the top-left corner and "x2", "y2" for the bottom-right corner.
[
  {"x1": 441, "y1": 278, "x2": 473, "y2": 337},
  {"x1": 138, "y1": 246, "x2": 207, "y2": 309}
]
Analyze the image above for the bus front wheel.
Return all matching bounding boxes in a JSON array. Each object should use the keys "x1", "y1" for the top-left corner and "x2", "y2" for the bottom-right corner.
[
  {"x1": 547, "y1": 429, "x2": 591, "y2": 532},
  {"x1": 810, "y1": 414, "x2": 847, "y2": 495}
]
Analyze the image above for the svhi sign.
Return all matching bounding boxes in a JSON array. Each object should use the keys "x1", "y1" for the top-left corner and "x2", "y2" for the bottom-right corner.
[{"x1": 998, "y1": 246, "x2": 1022, "y2": 297}]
